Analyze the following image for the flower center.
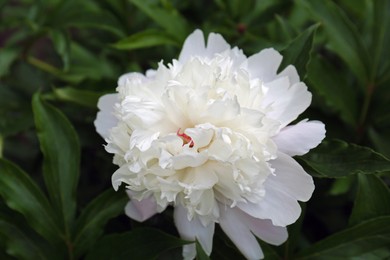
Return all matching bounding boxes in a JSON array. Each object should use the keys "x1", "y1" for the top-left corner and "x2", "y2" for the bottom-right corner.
[{"x1": 177, "y1": 128, "x2": 194, "y2": 147}]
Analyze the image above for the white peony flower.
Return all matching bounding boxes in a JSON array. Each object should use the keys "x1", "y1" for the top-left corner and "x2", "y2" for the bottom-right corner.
[{"x1": 95, "y1": 29, "x2": 325, "y2": 260}]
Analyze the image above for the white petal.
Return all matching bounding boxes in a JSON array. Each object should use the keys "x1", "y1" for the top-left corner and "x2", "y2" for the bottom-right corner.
[
  {"x1": 174, "y1": 204, "x2": 215, "y2": 256},
  {"x1": 118, "y1": 72, "x2": 147, "y2": 86},
  {"x1": 179, "y1": 165, "x2": 218, "y2": 189},
  {"x1": 267, "y1": 152, "x2": 315, "y2": 202},
  {"x1": 184, "y1": 127, "x2": 214, "y2": 148},
  {"x1": 237, "y1": 187, "x2": 302, "y2": 226},
  {"x1": 111, "y1": 165, "x2": 132, "y2": 191},
  {"x1": 219, "y1": 207, "x2": 264, "y2": 260},
  {"x1": 272, "y1": 120, "x2": 326, "y2": 156},
  {"x1": 179, "y1": 29, "x2": 206, "y2": 63},
  {"x1": 277, "y1": 65, "x2": 300, "y2": 85},
  {"x1": 124, "y1": 194, "x2": 159, "y2": 222},
  {"x1": 244, "y1": 216, "x2": 288, "y2": 246},
  {"x1": 236, "y1": 152, "x2": 313, "y2": 226},
  {"x1": 206, "y1": 32, "x2": 230, "y2": 57},
  {"x1": 94, "y1": 94, "x2": 118, "y2": 139},
  {"x1": 245, "y1": 48, "x2": 282, "y2": 83},
  {"x1": 263, "y1": 80, "x2": 312, "y2": 128},
  {"x1": 182, "y1": 244, "x2": 196, "y2": 260}
]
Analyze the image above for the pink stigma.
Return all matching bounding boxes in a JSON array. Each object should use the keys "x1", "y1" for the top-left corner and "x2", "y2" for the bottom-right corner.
[{"x1": 177, "y1": 128, "x2": 194, "y2": 147}]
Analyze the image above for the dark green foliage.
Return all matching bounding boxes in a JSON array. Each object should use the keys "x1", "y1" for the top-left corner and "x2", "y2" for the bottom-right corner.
[{"x1": 1, "y1": 0, "x2": 390, "y2": 259}]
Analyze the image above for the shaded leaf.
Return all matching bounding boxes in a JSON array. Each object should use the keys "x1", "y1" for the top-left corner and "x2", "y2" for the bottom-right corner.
[
  {"x1": 308, "y1": 55, "x2": 358, "y2": 126},
  {"x1": 0, "y1": 203, "x2": 57, "y2": 260},
  {"x1": 50, "y1": 87, "x2": 104, "y2": 108},
  {"x1": 0, "y1": 82, "x2": 34, "y2": 138},
  {"x1": 300, "y1": 0, "x2": 370, "y2": 84},
  {"x1": 49, "y1": 29, "x2": 71, "y2": 71},
  {"x1": 85, "y1": 228, "x2": 191, "y2": 260},
  {"x1": 112, "y1": 29, "x2": 179, "y2": 50},
  {"x1": 368, "y1": 127, "x2": 390, "y2": 158},
  {"x1": 328, "y1": 177, "x2": 354, "y2": 196},
  {"x1": 349, "y1": 174, "x2": 390, "y2": 226},
  {"x1": 299, "y1": 140, "x2": 390, "y2": 178},
  {"x1": 73, "y1": 189, "x2": 127, "y2": 258},
  {"x1": 0, "y1": 159, "x2": 60, "y2": 241},
  {"x1": 280, "y1": 23, "x2": 318, "y2": 79},
  {"x1": 32, "y1": 94, "x2": 80, "y2": 233},
  {"x1": 297, "y1": 216, "x2": 390, "y2": 259},
  {"x1": 196, "y1": 240, "x2": 211, "y2": 260},
  {"x1": 0, "y1": 48, "x2": 19, "y2": 77},
  {"x1": 371, "y1": 0, "x2": 390, "y2": 80},
  {"x1": 210, "y1": 228, "x2": 245, "y2": 260},
  {"x1": 130, "y1": 0, "x2": 189, "y2": 41}
]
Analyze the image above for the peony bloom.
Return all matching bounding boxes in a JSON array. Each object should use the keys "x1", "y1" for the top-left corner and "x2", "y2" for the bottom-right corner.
[{"x1": 95, "y1": 29, "x2": 325, "y2": 259}]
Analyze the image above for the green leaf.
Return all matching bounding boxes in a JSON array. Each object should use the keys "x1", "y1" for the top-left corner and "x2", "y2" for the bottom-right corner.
[
  {"x1": 328, "y1": 177, "x2": 354, "y2": 196},
  {"x1": 73, "y1": 189, "x2": 127, "y2": 258},
  {"x1": 308, "y1": 55, "x2": 358, "y2": 126},
  {"x1": 368, "y1": 127, "x2": 390, "y2": 158},
  {"x1": 0, "y1": 159, "x2": 60, "y2": 242},
  {"x1": 297, "y1": 216, "x2": 390, "y2": 259},
  {"x1": 299, "y1": 140, "x2": 390, "y2": 178},
  {"x1": 0, "y1": 85, "x2": 33, "y2": 136},
  {"x1": 50, "y1": 87, "x2": 104, "y2": 108},
  {"x1": 280, "y1": 23, "x2": 318, "y2": 79},
  {"x1": 0, "y1": 48, "x2": 19, "y2": 77},
  {"x1": 299, "y1": 0, "x2": 370, "y2": 84},
  {"x1": 211, "y1": 228, "x2": 245, "y2": 260},
  {"x1": 112, "y1": 29, "x2": 179, "y2": 50},
  {"x1": 349, "y1": 174, "x2": 390, "y2": 226},
  {"x1": 196, "y1": 240, "x2": 211, "y2": 260},
  {"x1": 32, "y1": 93, "x2": 80, "y2": 233},
  {"x1": 49, "y1": 29, "x2": 71, "y2": 71},
  {"x1": 371, "y1": 0, "x2": 390, "y2": 80},
  {"x1": 0, "y1": 203, "x2": 57, "y2": 260},
  {"x1": 85, "y1": 228, "x2": 191, "y2": 260},
  {"x1": 130, "y1": 0, "x2": 189, "y2": 41}
]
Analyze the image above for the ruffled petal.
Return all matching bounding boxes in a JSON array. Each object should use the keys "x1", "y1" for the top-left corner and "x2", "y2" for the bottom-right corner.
[
  {"x1": 94, "y1": 94, "x2": 118, "y2": 139},
  {"x1": 245, "y1": 48, "x2": 282, "y2": 83},
  {"x1": 174, "y1": 204, "x2": 215, "y2": 257},
  {"x1": 179, "y1": 30, "x2": 206, "y2": 63},
  {"x1": 124, "y1": 192, "x2": 159, "y2": 222},
  {"x1": 272, "y1": 120, "x2": 326, "y2": 156},
  {"x1": 219, "y1": 207, "x2": 264, "y2": 260}
]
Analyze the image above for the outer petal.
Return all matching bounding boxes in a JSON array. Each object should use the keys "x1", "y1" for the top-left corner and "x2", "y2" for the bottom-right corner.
[
  {"x1": 244, "y1": 213, "x2": 288, "y2": 246},
  {"x1": 179, "y1": 30, "x2": 206, "y2": 63},
  {"x1": 94, "y1": 93, "x2": 118, "y2": 139},
  {"x1": 174, "y1": 204, "x2": 215, "y2": 257},
  {"x1": 272, "y1": 120, "x2": 326, "y2": 156},
  {"x1": 238, "y1": 152, "x2": 314, "y2": 226},
  {"x1": 124, "y1": 192, "x2": 160, "y2": 222},
  {"x1": 263, "y1": 78, "x2": 312, "y2": 128},
  {"x1": 268, "y1": 152, "x2": 315, "y2": 201},
  {"x1": 277, "y1": 65, "x2": 300, "y2": 85},
  {"x1": 219, "y1": 207, "x2": 264, "y2": 260},
  {"x1": 245, "y1": 48, "x2": 282, "y2": 83},
  {"x1": 237, "y1": 189, "x2": 301, "y2": 227},
  {"x1": 205, "y1": 32, "x2": 230, "y2": 57}
]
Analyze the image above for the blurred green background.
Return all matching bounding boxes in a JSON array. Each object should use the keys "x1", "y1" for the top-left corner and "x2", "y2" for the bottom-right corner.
[{"x1": 1, "y1": 0, "x2": 390, "y2": 259}]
